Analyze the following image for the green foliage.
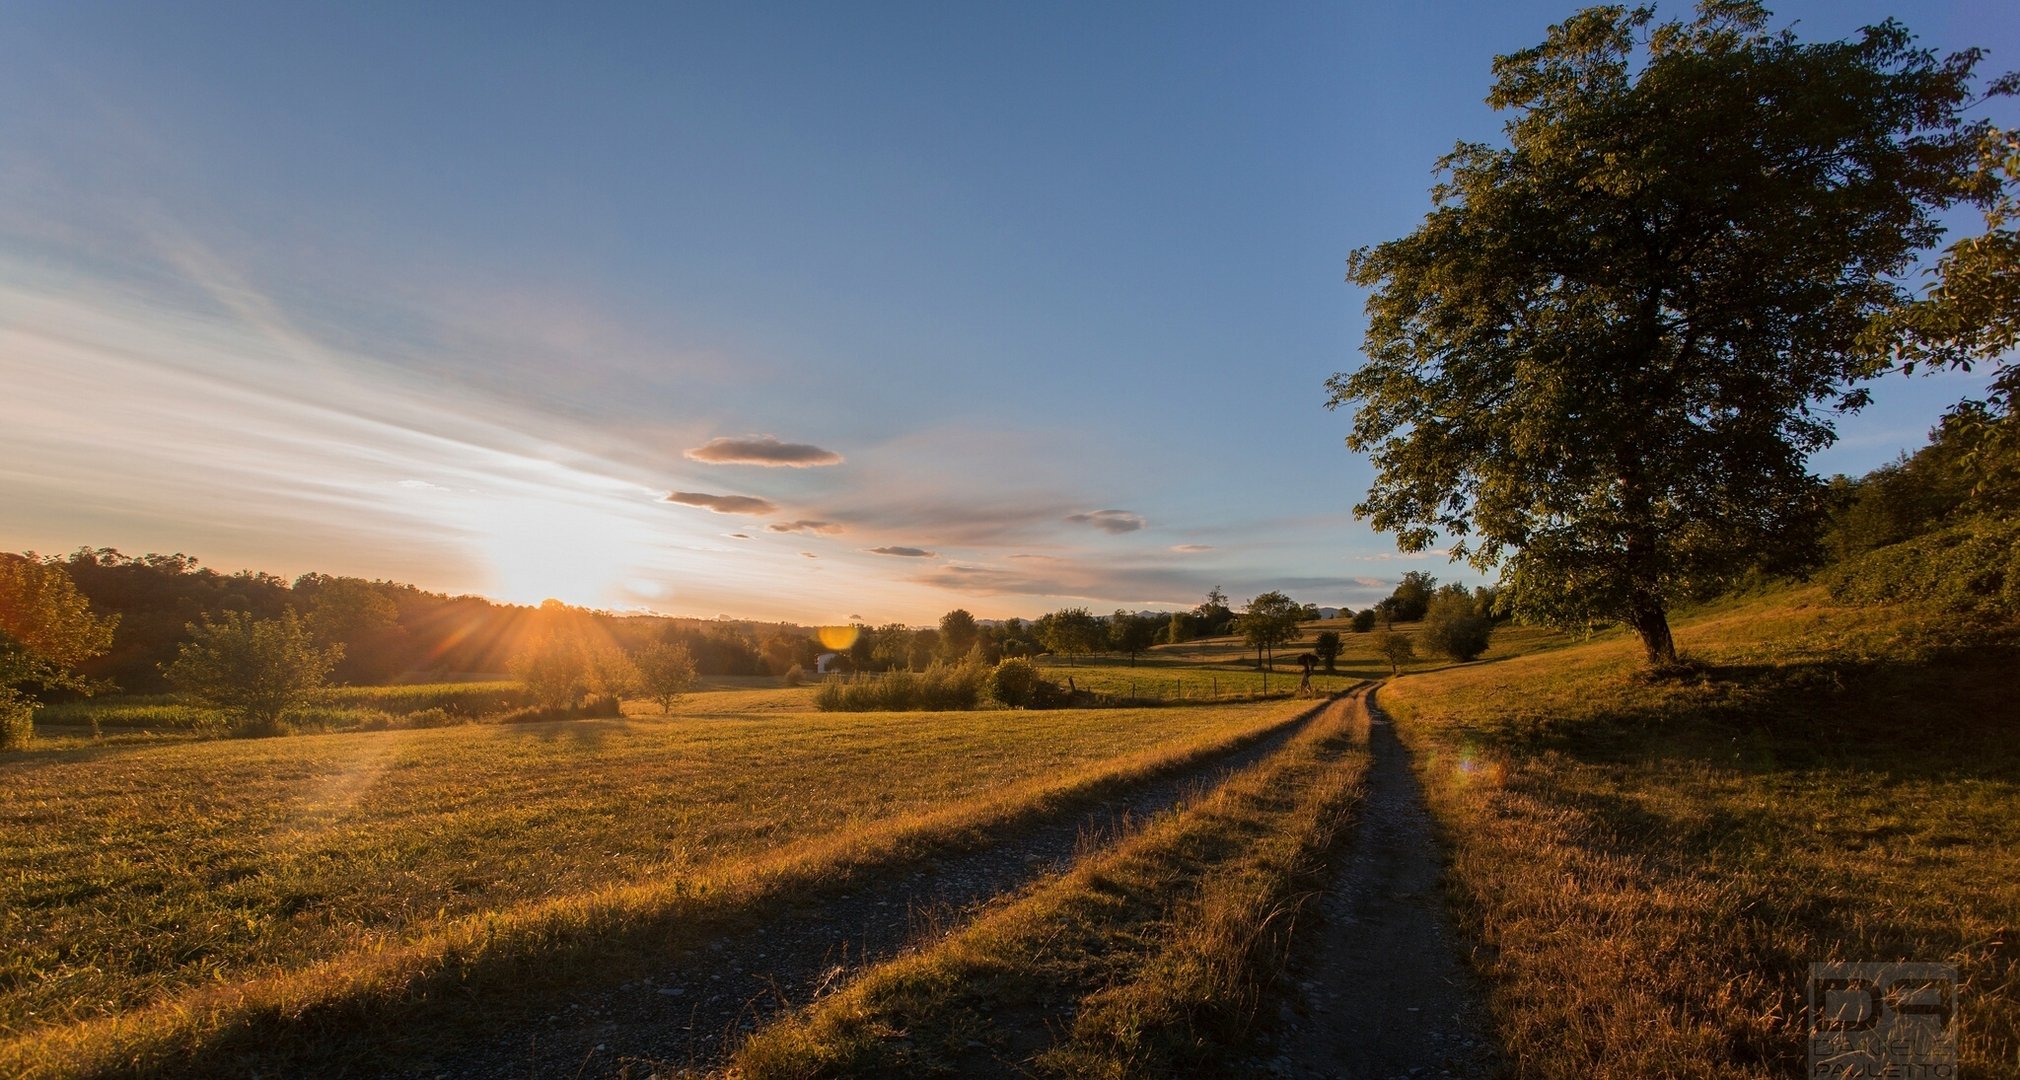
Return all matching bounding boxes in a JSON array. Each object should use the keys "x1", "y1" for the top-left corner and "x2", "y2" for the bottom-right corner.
[
  {"x1": 0, "y1": 554, "x2": 119, "y2": 749},
  {"x1": 1824, "y1": 515, "x2": 2020, "y2": 623},
  {"x1": 1326, "y1": 1, "x2": 1995, "y2": 665},
  {"x1": 1109, "y1": 610, "x2": 1157, "y2": 665},
  {"x1": 1238, "y1": 591, "x2": 1301, "y2": 668},
  {"x1": 937, "y1": 609, "x2": 979, "y2": 660},
  {"x1": 1312, "y1": 630, "x2": 1343, "y2": 672},
  {"x1": 511, "y1": 638, "x2": 593, "y2": 711},
  {"x1": 162, "y1": 610, "x2": 342, "y2": 736},
  {"x1": 1421, "y1": 588, "x2": 1494, "y2": 661},
  {"x1": 1349, "y1": 609, "x2": 1378, "y2": 634},
  {"x1": 1372, "y1": 629, "x2": 1416, "y2": 675},
  {"x1": 1380, "y1": 571, "x2": 1436, "y2": 622},
  {"x1": 1041, "y1": 607, "x2": 1102, "y2": 663},
  {"x1": 986, "y1": 658, "x2": 1066, "y2": 708},
  {"x1": 813, "y1": 660, "x2": 991, "y2": 712}
]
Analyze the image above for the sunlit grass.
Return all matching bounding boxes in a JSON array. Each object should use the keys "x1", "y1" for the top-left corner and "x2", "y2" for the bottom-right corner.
[
  {"x1": 1380, "y1": 585, "x2": 2020, "y2": 1077},
  {"x1": 0, "y1": 695, "x2": 1312, "y2": 1077}
]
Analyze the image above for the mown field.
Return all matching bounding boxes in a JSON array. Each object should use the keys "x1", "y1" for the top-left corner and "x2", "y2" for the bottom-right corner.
[
  {"x1": 1380, "y1": 586, "x2": 2020, "y2": 1078},
  {"x1": 0, "y1": 689, "x2": 1315, "y2": 1076}
]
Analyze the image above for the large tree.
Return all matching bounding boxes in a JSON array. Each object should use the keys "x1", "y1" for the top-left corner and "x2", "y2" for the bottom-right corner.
[
  {"x1": 1327, "y1": 1, "x2": 1996, "y2": 665},
  {"x1": 1239, "y1": 591, "x2": 1302, "y2": 670}
]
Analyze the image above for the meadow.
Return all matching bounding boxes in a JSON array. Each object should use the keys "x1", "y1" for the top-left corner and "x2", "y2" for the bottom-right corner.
[
  {"x1": 0, "y1": 688, "x2": 1314, "y2": 1076},
  {"x1": 1379, "y1": 586, "x2": 2020, "y2": 1077}
]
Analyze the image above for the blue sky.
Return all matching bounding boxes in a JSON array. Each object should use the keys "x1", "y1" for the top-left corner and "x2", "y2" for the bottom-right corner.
[{"x1": 2, "y1": 1, "x2": 2014, "y2": 623}]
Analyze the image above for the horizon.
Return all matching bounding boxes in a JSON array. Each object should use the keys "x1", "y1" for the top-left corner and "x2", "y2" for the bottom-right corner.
[{"x1": 5, "y1": 1, "x2": 2013, "y2": 624}]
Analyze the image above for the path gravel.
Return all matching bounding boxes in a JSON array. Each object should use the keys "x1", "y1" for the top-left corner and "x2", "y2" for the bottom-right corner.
[
  {"x1": 395, "y1": 696, "x2": 1338, "y2": 1079},
  {"x1": 1258, "y1": 686, "x2": 1498, "y2": 1079}
]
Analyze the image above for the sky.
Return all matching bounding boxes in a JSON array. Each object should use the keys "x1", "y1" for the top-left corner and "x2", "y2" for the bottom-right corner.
[{"x1": 3, "y1": 1, "x2": 2015, "y2": 625}]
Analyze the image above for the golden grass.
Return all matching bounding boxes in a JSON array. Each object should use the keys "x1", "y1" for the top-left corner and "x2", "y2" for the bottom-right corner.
[
  {"x1": 724, "y1": 691, "x2": 1371, "y2": 1080},
  {"x1": 0, "y1": 697, "x2": 1312, "y2": 1078},
  {"x1": 1380, "y1": 586, "x2": 2020, "y2": 1077}
]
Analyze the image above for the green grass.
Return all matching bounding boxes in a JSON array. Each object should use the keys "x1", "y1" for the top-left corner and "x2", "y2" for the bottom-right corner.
[
  {"x1": 0, "y1": 694, "x2": 1313, "y2": 1077},
  {"x1": 31, "y1": 681, "x2": 530, "y2": 742},
  {"x1": 725, "y1": 691, "x2": 1370, "y2": 1079},
  {"x1": 1380, "y1": 585, "x2": 2020, "y2": 1077}
]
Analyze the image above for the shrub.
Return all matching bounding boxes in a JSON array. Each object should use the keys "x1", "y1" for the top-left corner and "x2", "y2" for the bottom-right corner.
[
  {"x1": 783, "y1": 664, "x2": 805, "y2": 687},
  {"x1": 989, "y1": 658, "x2": 1041, "y2": 707},
  {"x1": 1350, "y1": 609, "x2": 1378, "y2": 633},
  {"x1": 814, "y1": 661, "x2": 988, "y2": 712},
  {"x1": 1420, "y1": 592, "x2": 1493, "y2": 661}
]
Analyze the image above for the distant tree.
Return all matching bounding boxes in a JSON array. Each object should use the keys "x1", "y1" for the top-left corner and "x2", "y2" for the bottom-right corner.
[
  {"x1": 1349, "y1": 609, "x2": 1378, "y2": 634},
  {"x1": 633, "y1": 641, "x2": 698, "y2": 714},
  {"x1": 1327, "y1": 2, "x2": 1998, "y2": 666},
  {"x1": 1165, "y1": 610, "x2": 1192, "y2": 645},
  {"x1": 1312, "y1": 630, "x2": 1343, "y2": 673},
  {"x1": 909, "y1": 628, "x2": 941, "y2": 672},
  {"x1": 1372, "y1": 629, "x2": 1416, "y2": 676},
  {"x1": 1385, "y1": 572, "x2": 1437, "y2": 623},
  {"x1": 1, "y1": 554, "x2": 119, "y2": 749},
  {"x1": 1042, "y1": 607, "x2": 1102, "y2": 665},
  {"x1": 296, "y1": 575, "x2": 407, "y2": 683},
  {"x1": 848, "y1": 624, "x2": 878, "y2": 670},
  {"x1": 939, "y1": 609, "x2": 980, "y2": 660},
  {"x1": 1109, "y1": 611, "x2": 1157, "y2": 666},
  {"x1": 1421, "y1": 587, "x2": 1493, "y2": 662},
  {"x1": 1239, "y1": 591, "x2": 1302, "y2": 670},
  {"x1": 510, "y1": 636, "x2": 591, "y2": 712},
  {"x1": 1194, "y1": 586, "x2": 1234, "y2": 637},
  {"x1": 871, "y1": 624, "x2": 913, "y2": 671},
  {"x1": 163, "y1": 610, "x2": 341, "y2": 735}
]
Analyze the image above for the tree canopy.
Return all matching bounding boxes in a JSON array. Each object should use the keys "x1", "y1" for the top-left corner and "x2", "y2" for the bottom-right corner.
[
  {"x1": 1239, "y1": 591, "x2": 1302, "y2": 670},
  {"x1": 1327, "y1": 1, "x2": 1998, "y2": 665}
]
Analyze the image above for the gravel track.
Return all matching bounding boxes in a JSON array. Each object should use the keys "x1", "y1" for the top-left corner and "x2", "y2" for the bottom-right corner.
[
  {"x1": 1258, "y1": 685, "x2": 1498, "y2": 1079},
  {"x1": 394, "y1": 695, "x2": 1341, "y2": 1079}
]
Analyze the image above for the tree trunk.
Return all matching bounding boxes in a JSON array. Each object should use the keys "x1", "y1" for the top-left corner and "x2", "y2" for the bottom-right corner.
[{"x1": 1627, "y1": 597, "x2": 1677, "y2": 667}]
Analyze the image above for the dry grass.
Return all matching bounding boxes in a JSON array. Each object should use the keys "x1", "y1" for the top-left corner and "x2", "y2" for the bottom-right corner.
[
  {"x1": 0, "y1": 695, "x2": 1311, "y2": 1078},
  {"x1": 1381, "y1": 585, "x2": 2020, "y2": 1078},
  {"x1": 724, "y1": 691, "x2": 1371, "y2": 1080}
]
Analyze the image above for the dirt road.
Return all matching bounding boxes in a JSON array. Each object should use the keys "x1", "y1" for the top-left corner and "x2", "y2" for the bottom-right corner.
[{"x1": 1261, "y1": 686, "x2": 1498, "y2": 1078}]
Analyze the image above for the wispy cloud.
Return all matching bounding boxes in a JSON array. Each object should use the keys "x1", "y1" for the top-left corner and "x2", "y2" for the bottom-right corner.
[
  {"x1": 768, "y1": 520, "x2": 844, "y2": 535},
  {"x1": 665, "y1": 491, "x2": 779, "y2": 515},
  {"x1": 1171, "y1": 543, "x2": 1213, "y2": 553},
  {"x1": 868, "y1": 545, "x2": 936, "y2": 558},
  {"x1": 1066, "y1": 509, "x2": 1146, "y2": 534},
  {"x1": 686, "y1": 434, "x2": 844, "y2": 467}
]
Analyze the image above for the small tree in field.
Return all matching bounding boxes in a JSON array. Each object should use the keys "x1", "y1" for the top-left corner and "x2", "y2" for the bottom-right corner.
[
  {"x1": 511, "y1": 638, "x2": 591, "y2": 711},
  {"x1": 1350, "y1": 609, "x2": 1378, "y2": 634},
  {"x1": 164, "y1": 610, "x2": 341, "y2": 736},
  {"x1": 1042, "y1": 607, "x2": 1102, "y2": 665},
  {"x1": 634, "y1": 641, "x2": 698, "y2": 714},
  {"x1": 1239, "y1": 591, "x2": 1301, "y2": 670},
  {"x1": 1109, "y1": 611, "x2": 1156, "y2": 666},
  {"x1": 1312, "y1": 630, "x2": 1343, "y2": 673},
  {"x1": 1372, "y1": 629, "x2": 1415, "y2": 676}
]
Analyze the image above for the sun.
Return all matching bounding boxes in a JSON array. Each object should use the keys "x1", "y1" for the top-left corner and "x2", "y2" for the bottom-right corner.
[{"x1": 464, "y1": 494, "x2": 654, "y2": 609}]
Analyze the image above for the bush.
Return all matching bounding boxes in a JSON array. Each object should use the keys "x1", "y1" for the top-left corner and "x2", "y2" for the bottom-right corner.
[
  {"x1": 989, "y1": 659, "x2": 1041, "y2": 707},
  {"x1": 163, "y1": 610, "x2": 342, "y2": 737},
  {"x1": 1421, "y1": 593, "x2": 1493, "y2": 661},
  {"x1": 1350, "y1": 609, "x2": 1378, "y2": 633},
  {"x1": 814, "y1": 661, "x2": 989, "y2": 712},
  {"x1": 783, "y1": 664, "x2": 806, "y2": 687}
]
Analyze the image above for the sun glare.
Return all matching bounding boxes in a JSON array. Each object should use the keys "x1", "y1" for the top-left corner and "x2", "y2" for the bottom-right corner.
[{"x1": 464, "y1": 493, "x2": 655, "y2": 609}]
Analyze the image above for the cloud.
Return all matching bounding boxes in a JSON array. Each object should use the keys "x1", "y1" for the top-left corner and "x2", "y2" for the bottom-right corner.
[
  {"x1": 727, "y1": 533, "x2": 752, "y2": 540},
  {"x1": 868, "y1": 546, "x2": 937, "y2": 558},
  {"x1": 1171, "y1": 544, "x2": 1214, "y2": 553},
  {"x1": 802, "y1": 551, "x2": 818, "y2": 558},
  {"x1": 1009, "y1": 553, "x2": 1061, "y2": 561},
  {"x1": 767, "y1": 520, "x2": 844, "y2": 535},
  {"x1": 665, "y1": 491, "x2": 779, "y2": 515},
  {"x1": 397, "y1": 479, "x2": 452, "y2": 492},
  {"x1": 1066, "y1": 509, "x2": 1147, "y2": 534},
  {"x1": 685, "y1": 434, "x2": 843, "y2": 467}
]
